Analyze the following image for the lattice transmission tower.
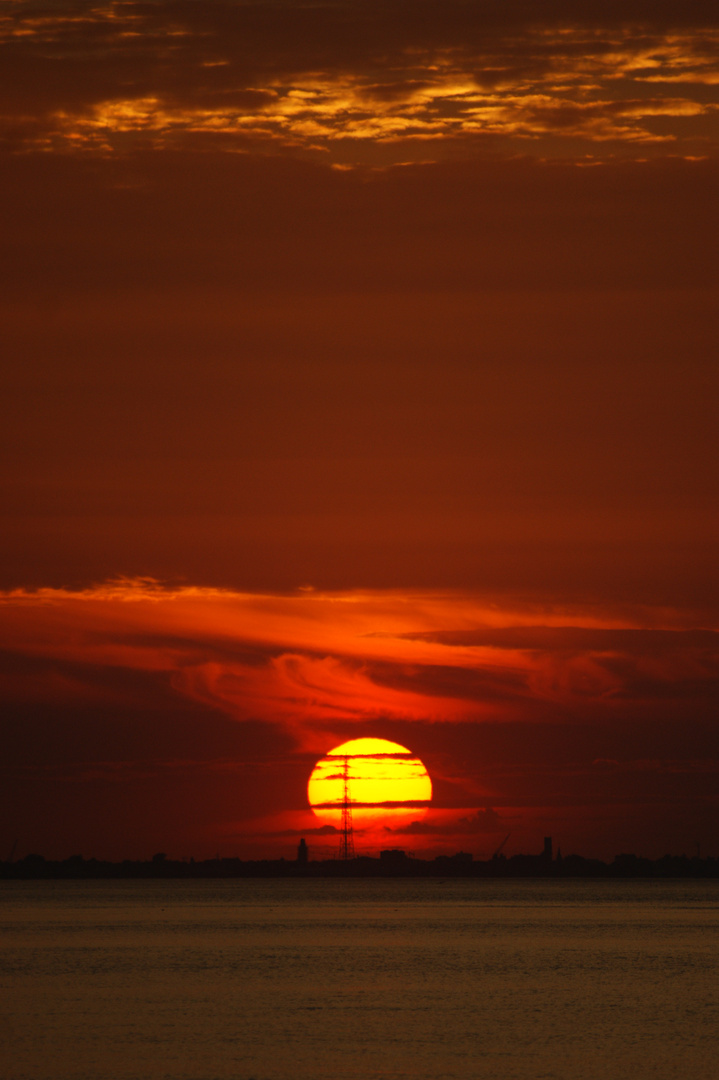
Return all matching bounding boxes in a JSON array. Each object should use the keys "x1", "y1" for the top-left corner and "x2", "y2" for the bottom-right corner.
[{"x1": 338, "y1": 755, "x2": 355, "y2": 860}]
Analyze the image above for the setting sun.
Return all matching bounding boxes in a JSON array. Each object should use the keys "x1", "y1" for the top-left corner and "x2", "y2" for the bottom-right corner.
[{"x1": 307, "y1": 737, "x2": 432, "y2": 831}]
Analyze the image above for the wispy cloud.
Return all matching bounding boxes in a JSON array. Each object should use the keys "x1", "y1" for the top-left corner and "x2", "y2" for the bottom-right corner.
[
  {"x1": 1, "y1": 580, "x2": 715, "y2": 750},
  {"x1": 2, "y1": 3, "x2": 717, "y2": 158}
]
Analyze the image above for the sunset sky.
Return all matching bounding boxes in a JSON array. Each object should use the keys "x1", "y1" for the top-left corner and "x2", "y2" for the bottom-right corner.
[{"x1": 2, "y1": 1, "x2": 717, "y2": 862}]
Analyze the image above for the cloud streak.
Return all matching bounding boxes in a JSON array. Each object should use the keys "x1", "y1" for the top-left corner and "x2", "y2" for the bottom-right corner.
[
  {"x1": 1, "y1": 580, "x2": 715, "y2": 749},
  {"x1": 2, "y1": 2, "x2": 717, "y2": 159}
]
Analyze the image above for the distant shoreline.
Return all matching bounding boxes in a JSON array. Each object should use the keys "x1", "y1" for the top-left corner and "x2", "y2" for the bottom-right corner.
[{"x1": 3, "y1": 851, "x2": 718, "y2": 880}]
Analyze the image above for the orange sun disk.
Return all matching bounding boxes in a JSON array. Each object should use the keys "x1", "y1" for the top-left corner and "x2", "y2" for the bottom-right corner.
[{"x1": 307, "y1": 737, "x2": 432, "y2": 831}]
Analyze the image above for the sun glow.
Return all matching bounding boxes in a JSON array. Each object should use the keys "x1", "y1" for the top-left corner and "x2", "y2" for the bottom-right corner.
[{"x1": 307, "y1": 737, "x2": 432, "y2": 831}]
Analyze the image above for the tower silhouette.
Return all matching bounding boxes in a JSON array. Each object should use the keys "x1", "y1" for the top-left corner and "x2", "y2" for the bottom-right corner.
[{"x1": 338, "y1": 755, "x2": 355, "y2": 860}]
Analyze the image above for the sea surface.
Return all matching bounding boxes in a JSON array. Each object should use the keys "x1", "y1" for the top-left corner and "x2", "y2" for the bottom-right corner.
[{"x1": 1, "y1": 878, "x2": 718, "y2": 1080}]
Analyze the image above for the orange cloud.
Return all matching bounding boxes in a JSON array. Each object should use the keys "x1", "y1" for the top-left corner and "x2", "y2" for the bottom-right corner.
[
  {"x1": 3, "y1": 4, "x2": 717, "y2": 160},
  {"x1": 0, "y1": 580, "x2": 715, "y2": 753}
]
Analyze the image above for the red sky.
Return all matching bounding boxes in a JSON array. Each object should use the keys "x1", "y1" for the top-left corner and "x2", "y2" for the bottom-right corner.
[{"x1": 2, "y1": 1, "x2": 717, "y2": 862}]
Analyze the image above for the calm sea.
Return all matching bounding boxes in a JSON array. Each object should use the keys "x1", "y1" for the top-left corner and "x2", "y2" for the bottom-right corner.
[{"x1": 1, "y1": 878, "x2": 718, "y2": 1080}]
